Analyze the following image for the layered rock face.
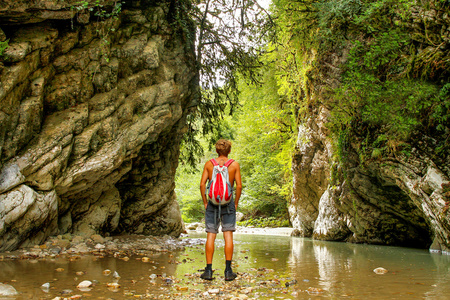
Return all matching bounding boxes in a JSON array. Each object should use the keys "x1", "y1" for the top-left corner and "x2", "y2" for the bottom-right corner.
[
  {"x1": 290, "y1": 3, "x2": 449, "y2": 252},
  {"x1": 0, "y1": 0, "x2": 198, "y2": 251},
  {"x1": 291, "y1": 107, "x2": 443, "y2": 248}
]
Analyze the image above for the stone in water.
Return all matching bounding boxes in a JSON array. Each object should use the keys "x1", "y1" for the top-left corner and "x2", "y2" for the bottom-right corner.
[
  {"x1": 0, "y1": 283, "x2": 19, "y2": 296},
  {"x1": 373, "y1": 267, "x2": 388, "y2": 274},
  {"x1": 77, "y1": 280, "x2": 92, "y2": 288}
]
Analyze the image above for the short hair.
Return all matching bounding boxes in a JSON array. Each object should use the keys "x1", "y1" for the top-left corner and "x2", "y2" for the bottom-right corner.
[{"x1": 215, "y1": 139, "x2": 232, "y2": 156}]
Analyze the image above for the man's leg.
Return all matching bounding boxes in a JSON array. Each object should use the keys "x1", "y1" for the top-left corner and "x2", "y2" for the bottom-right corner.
[
  {"x1": 205, "y1": 232, "x2": 217, "y2": 264},
  {"x1": 201, "y1": 232, "x2": 217, "y2": 280},
  {"x1": 223, "y1": 231, "x2": 233, "y2": 261},
  {"x1": 202, "y1": 203, "x2": 218, "y2": 280},
  {"x1": 223, "y1": 230, "x2": 237, "y2": 281}
]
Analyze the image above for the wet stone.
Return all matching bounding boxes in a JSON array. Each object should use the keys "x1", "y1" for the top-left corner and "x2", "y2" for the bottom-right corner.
[{"x1": 0, "y1": 283, "x2": 19, "y2": 296}]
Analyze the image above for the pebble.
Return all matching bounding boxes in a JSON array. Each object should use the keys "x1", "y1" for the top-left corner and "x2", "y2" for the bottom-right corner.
[
  {"x1": 0, "y1": 283, "x2": 19, "y2": 296},
  {"x1": 77, "y1": 280, "x2": 92, "y2": 288},
  {"x1": 373, "y1": 267, "x2": 388, "y2": 274},
  {"x1": 103, "y1": 269, "x2": 111, "y2": 276},
  {"x1": 209, "y1": 288, "x2": 220, "y2": 294},
  {"x1": 94, "y1": 243, "x2": 105, "y2": 249},
  {"x1": 285, "y1": 279, "x2": 297, "y2": 287},
  {"x1": 112, "y1": 271, "x2": 120, "y2": 278},
  {"x1": 106, "y1": 282, "x2": 120, "y2": 289},
  {"x1": 41, "y1": 282, "x2": 50, "y2": 289}
]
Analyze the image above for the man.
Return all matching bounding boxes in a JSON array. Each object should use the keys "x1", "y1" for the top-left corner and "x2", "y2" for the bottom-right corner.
[{"x1": 199, "y1": 139, "x2": 242, "y2": 281}]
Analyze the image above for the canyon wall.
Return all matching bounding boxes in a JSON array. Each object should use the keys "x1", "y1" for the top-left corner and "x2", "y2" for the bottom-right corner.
[
  {"x1": 289, "y1": 1, "x2": 450, "y2": 252},
  {"x1": 0, "y1": 0, "x2": 198, "y2": 251}
]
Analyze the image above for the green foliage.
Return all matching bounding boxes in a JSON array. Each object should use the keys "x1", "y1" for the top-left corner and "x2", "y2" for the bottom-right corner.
[
  {"x1": 268, "y1": 0, "x2": 319, "y2": 120},
  {"x1": 432, "y1": 83, "x2": 450, "y2": 132},
  {"x1": 228, "y1": 67, "x2": 294, "y2": 220},
  {"x1": 175, "y1": 162, "x2": 205, "y2": 223},
  {"x1": 72, "y1": 0, "x2": 122, "y2": 19},
  {"x1": 174, "y1": 0, "x2": 273, "y2": 168},
  {"x1": 271, "y1": 0, "x2": 449, "y2": 165},
  {"x1": 314, "y1": 0, "x2": 363, "y2": 39},
  {"x1": 0, "y1": 39, "x2": 8, "y2": 56},
  {"x1": 70, "y1": 1, "x2": 122, "y2": 79}
]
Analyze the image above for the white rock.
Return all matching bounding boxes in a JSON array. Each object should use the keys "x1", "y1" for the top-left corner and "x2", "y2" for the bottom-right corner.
[
  {"x1": 77, "y1": 280, "x2": 93, "y2": 288},
  {"x1": 41, "y1": 282, "x2": 50, "y2": 289},
  {"x1": 373, "y1": 267, "x2": 388, "y2": 274},
  {"x1": 94, "y1": 243, "x2": 105, "y2": 249},
  {"x1": 112, "y1": 271, "x2": 120, "y2": 278},
  {"x1": 0, "y1": 283, "x2": 19, "y2": 296},
  {"x1": 208, "y1": 288, "x2": 220, "y2": 294}
]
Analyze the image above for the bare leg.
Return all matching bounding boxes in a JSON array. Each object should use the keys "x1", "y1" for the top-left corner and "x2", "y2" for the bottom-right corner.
[
  {"x1": 205, "y1": 232, "x2": 217, "y2": 264},
  {"x1": 223, "y1": 231, "x2": 234, "y2": 261},
  {"x1": 223, "y1": 231, "x2": 237, "y2": 280}
]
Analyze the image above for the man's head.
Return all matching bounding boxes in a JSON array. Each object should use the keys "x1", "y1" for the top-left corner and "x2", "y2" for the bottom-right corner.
[{"x1": 215, "y1": 139, "x2": 232, "y2": 156}]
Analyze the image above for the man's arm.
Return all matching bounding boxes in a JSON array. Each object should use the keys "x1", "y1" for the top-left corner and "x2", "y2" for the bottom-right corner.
[
  {"x1": 234, "y1": 162, "x2": 242, "y2": 210},
  {"x1": 200, "y1": 162, "x2": 210, "y2": 209}
]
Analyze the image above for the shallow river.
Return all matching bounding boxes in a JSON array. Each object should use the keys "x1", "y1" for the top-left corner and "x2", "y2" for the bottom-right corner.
[{"x1": 1, "y1": 232, "x2": 450, "y2": 299}]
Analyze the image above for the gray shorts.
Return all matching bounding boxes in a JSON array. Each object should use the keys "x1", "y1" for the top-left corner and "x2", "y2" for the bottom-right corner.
[{"x1": 205, "y1": 200, "x2": 236, "y2": 234}]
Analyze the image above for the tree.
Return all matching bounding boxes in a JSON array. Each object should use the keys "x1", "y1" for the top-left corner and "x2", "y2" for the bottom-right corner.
[{"x1": 172, "y1": 0, "x2": 274, "y2": 168}]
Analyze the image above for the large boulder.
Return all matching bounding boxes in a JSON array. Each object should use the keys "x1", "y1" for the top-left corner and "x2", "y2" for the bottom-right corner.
[{"x1": 0, "y1": 0, "x2": 198, "y2": 250}]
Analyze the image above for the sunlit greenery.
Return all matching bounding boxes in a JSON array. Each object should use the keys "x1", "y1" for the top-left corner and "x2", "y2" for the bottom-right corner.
[
  {"x1": 270, "y1": 0, "x2": 449, "y2": 164},
  {"x1": 0, "y1": 39, "x2": 8, "y2": 56},
  {"x1": 176, "y1": 64, "x2": 294, "y2": 224},
  {"x1": 176, "y1": 0, "x2": 449, "y2": 225}
]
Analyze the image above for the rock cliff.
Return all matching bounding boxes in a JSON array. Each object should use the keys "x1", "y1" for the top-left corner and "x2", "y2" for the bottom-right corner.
[
  {"x1": 0, "y1": 0, "x2": 198, "y2": 251},
  {"x1": 289, "y1": 1, "x2": 450, "y2": 252}
]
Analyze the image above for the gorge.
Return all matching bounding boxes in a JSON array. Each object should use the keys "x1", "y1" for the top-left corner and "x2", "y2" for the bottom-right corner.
[{"x1": 0, "y1": 0, "x2": 449, "y2": 256}]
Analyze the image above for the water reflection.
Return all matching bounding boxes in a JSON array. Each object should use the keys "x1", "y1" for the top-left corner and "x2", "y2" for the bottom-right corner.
[
  {"x1": 1, "y1": 233, "x2": 449, "y2": 299},
  {"x1": 288, "y1": 237, "x2": 450, "y2": 299}
]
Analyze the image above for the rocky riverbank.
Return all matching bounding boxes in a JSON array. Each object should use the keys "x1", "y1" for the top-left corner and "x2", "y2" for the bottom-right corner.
[
  {"x1": 0, "y1": 232, "x2": 309, "y2": 300},
  {"x1": 0, "y1": 233, "x2": 196, "y2": 261}
]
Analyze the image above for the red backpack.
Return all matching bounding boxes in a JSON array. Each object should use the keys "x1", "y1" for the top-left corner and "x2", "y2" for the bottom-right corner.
[{"x1": 207, "y1": 159, "x2": 234, "y2": 205}]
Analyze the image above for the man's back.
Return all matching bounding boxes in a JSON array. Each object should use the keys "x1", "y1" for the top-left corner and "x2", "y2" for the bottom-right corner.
[{"x1": 204, "y1": 157, "x2": 240, "y2": 188}]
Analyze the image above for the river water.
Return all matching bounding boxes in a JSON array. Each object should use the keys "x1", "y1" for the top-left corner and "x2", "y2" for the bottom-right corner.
[{"x1": 1, "y1": 232, "x2": 449, "y2": 299}]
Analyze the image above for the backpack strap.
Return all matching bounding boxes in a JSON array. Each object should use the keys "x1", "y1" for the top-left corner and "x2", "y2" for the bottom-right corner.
[
  {"x1": 210, "y1": 159, "x2": 219, "y2": 166},
  {"x1": 224, "y1": 159, "x2": 234, "y2": 167}
]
